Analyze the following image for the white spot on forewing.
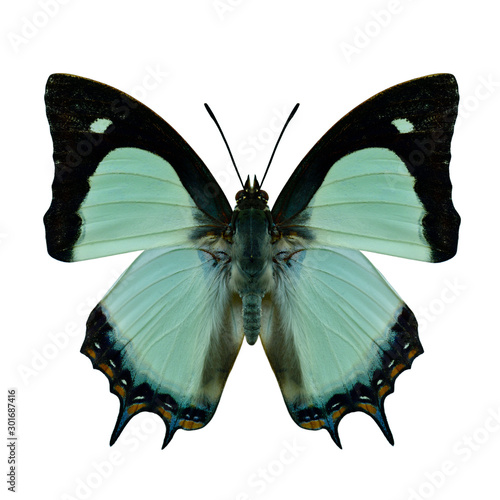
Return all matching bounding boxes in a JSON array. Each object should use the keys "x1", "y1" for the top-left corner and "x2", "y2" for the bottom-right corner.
[
  {"x1": 391, "y1": 118, "x2": 414, "y2": 133},
  {"x1": 90, "y1": 118, "x2": 113, "y2": 134}
]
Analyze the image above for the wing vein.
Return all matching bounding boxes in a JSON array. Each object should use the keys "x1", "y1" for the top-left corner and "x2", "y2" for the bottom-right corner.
[{"x1": 92, "y1": 171, "x2": 182, "y2": 187}]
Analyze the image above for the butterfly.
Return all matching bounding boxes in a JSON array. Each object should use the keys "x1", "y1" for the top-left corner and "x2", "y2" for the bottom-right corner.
[{"x1": 44, "y1": 73, "x2": 460, "y2": 449}]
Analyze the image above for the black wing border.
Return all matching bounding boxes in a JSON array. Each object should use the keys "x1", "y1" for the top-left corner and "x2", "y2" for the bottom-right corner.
[
  {"x1": 272, "y1": 74, "x2": 460, "y2": 262},
  {"x1": 44, "y1": 73, "x2": 232, "y2": 261}
]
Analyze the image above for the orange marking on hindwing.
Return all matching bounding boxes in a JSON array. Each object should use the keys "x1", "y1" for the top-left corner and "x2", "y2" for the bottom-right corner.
[
  {"x1": 390, "y1": 363, "x2": 406, "y2": 379},
  {"x1": 179, "y1": 420, "x2": 204, "y2": 430},
  {"x1": 98, "y1": 363, "x2": 114, "y2": 378},
  {"x1": 113, "y1": 385, "x2": 126, "y2": 398},
  {"x1": 158, "y1": 408, "x2": 173, "y2": 421},
  {"x1": 331, "y1": 407, "x2": 347, "y2": 420},
  {"x1": 300, "y1": 420, "x2": 325, "y2": 430},
  {"x1": 127, "y1": 403, "x2": 146, "y2": 415},
  {"x1": 357, "y1": 403, "x2": 378, "y2": 415},
  {"x1": 408, "y1": 349, "x2": 418, "y2": 360},
  {"x1": 86, "y1": 349, "x2": 97, "y2": 359},
  {"x1": 378, "y1": 385, "x2": 391, "y2": 398}
]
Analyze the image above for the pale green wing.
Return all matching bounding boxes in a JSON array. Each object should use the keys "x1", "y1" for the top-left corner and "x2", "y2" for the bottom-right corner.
[
  {"x1": 44, "y1": 74, "x2": 232, "y2": 262},
  {"x1": 61, "y1": 147, "x2": 207, "y2": 260},
  {"x1": 81, "y1": 245, "x2": 243, "y2": 448},
  {"x1": 261, "y1": 245, "x2": 422, "y2": 447},
  {"x1": 297, "y1": 148, "x2": 434, "y2": 261},
  {"x1": 272, "y1": 74, "x2": 460, "y2": 263}
]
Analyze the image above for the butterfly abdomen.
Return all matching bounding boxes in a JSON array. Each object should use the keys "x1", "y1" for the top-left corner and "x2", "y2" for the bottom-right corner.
[
  {"x1": 230, "y1": 205, "x2": 274, "y2": 345},
  {"x1": 241, "y1": 293, "x2": 262, "y2": 345}
]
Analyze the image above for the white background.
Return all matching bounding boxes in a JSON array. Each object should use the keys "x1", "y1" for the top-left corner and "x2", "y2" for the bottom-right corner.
[{"x1": 2, "y1": 1, "x2": 499, "y2": 499}]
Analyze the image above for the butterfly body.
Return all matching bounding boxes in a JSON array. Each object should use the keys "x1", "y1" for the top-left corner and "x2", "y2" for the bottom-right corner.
[
  {"x1": 228, "y1": 177, "x2": 275, "y2": 345},
  {"x1": 44, "y1": 73, "x2": 460, "y2": 449}
]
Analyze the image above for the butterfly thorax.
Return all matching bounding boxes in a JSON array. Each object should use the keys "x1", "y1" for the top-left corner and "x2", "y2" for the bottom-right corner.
[{"x1": 229, "y1": 177, "x2": 274, "y2": 345}]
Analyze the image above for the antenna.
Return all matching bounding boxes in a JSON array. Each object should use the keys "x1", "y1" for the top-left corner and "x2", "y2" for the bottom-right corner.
[
  {"x1": 204, "y1": 103, "x2": 244, "y2": 188},
  {"x1": 260, "y1": 103, "x2": 300, "y2": 187}
]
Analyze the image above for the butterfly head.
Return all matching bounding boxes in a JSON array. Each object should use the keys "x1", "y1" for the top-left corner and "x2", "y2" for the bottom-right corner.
[{"x1": 235, "y1": 176, "x2": 269, "y2": 210}]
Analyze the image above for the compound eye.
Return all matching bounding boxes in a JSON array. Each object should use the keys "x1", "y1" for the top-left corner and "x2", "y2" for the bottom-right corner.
[
  {"x1": 260, "y1": 190, "x2": 269, "y2": 201},
  {"x1": 235, "y1": 190, "x2": 245, "y2": 202}
]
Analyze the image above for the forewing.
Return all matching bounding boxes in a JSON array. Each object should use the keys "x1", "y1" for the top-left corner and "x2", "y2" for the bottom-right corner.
[
  {"x1": 261, "y1": 245, "x2": 422, "y2": 447},
  {"x1": 44, "y1": 74, "x2": 232, "y2": 262},
  {"x1": 272, "y1": 74, "x2": 459, "y2": 262},
  {"x1": 81, "y1": 245, "x2": 243, "y2": 448}
]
